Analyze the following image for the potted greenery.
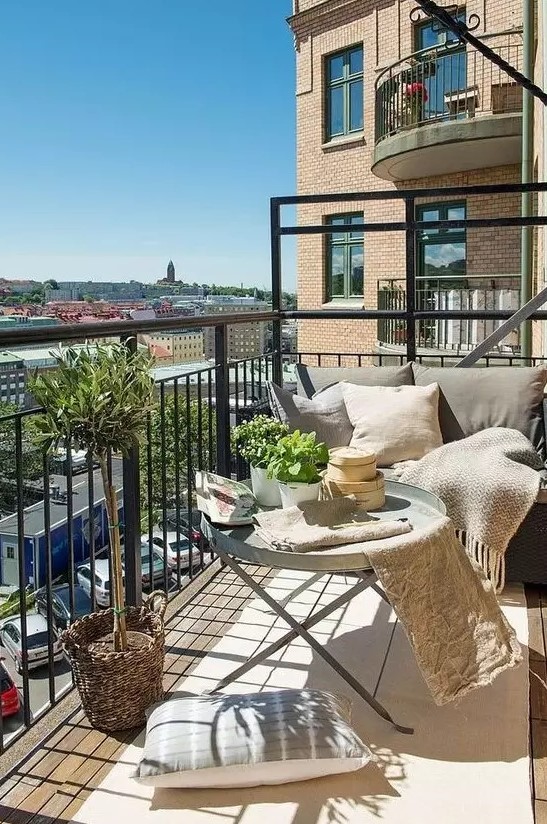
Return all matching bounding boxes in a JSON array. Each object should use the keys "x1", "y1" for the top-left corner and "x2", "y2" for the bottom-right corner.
[
  {"x1": 267, "y1": 430, "x2": 329, "y2": 509},
  {"x1": 232, "y1": 415, "x2": 289, "y2": 506},
  {"x1": 30, "y1": 342, "x2": 166, "y2": 732}
]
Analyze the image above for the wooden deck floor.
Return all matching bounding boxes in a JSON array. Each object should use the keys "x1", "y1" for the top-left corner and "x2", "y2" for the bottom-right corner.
[{"x1": 0, "y1": 570, "x2": 546, "y2": 824}]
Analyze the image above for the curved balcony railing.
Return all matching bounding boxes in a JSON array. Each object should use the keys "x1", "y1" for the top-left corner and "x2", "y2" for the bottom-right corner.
[{"x1": 374, "y1": 31, "x2": 523, "y2": 144}]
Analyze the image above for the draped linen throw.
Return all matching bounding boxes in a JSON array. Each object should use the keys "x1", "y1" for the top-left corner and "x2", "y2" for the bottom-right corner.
[
  {"x1": 253, "y1": 497, "x2": 412, "y2": 553},
  {"x1": 399, "y1": 428, "x2": 542, "y2": 592},
  {"x1": 366, "y1": 515, "x2": 522, "y2": 705}
]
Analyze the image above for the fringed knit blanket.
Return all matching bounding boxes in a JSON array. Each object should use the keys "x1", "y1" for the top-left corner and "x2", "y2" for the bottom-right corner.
[
  {"x1": 365, "y1": 516, "x2": 522, "y2": 705},
  {"x1": 398, "y1": 427, "x2": 543, "y2": 591}
]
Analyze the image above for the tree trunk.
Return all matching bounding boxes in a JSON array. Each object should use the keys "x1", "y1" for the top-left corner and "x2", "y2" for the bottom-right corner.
[{"x1": 98, "y1": 451, "x2": 127, "y2": 651}]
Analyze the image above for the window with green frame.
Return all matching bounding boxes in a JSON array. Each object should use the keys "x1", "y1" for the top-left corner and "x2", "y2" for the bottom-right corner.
[
  {"x1": 325, "y1": 46, "x2": 363, "y2": 140},
  {"x1": 326, "y1": 214, "x2": 364, "y2": 300},
  {"x1": 416, "y1": 201, "x2": 466, "y2": 281}
]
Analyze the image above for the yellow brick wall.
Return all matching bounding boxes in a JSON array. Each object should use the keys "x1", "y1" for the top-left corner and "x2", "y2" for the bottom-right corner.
[{"x1": 288, "y1": 0, "x2": 537, "y2": 359}]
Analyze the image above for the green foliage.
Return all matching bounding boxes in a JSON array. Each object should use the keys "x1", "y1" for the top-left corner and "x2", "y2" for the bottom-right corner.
[
  {"x1": 29, "y1": 342, "x2": 156, "y2": 458},
  {"x1": 140, "y1": 393, "x2": 216, "y2": 512},
  {"x1": 267, "y1": 430, "x2": 328, "y2": 485},
  {"x1": 0, "y1": 589, "x2": 35, "y2": 620},
  {"x1": 231, "y1": 415, "x2": 289, "y2": 468},
  {"x1": 0, "y1": 403, "x2": 44, "y2": 514}
]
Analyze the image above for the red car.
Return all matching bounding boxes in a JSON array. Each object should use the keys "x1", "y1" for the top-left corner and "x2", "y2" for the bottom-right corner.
[{"x1": 1, "y1": 660, "x2": 20, "y2": 718}]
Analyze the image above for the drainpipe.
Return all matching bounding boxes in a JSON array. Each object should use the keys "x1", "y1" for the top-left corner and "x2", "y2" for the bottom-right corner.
[{"x1": 520, "y1": 0, "x2": 534, "y2": 362}]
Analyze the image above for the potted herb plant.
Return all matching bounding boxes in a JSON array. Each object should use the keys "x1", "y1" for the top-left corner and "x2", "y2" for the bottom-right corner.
[
  {"x1": 30, "y1": 342, "x2": 166, "y2": 732},
  {"x1": 232, "y1": 415, "x2": 289, "y2": 506},
  {"x1": 267, "y1": 430, "x2": 329, "y2": 509}
]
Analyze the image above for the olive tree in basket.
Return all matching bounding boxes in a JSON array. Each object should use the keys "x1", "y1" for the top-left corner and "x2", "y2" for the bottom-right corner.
[{"x1": 30, "y1": 342, "x2": 156, "y2": 652}]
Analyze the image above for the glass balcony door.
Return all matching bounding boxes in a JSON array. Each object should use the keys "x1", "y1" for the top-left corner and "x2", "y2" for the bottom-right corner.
[{"x1": 415, "y1": 11, "x2": 467, "y2": 122}]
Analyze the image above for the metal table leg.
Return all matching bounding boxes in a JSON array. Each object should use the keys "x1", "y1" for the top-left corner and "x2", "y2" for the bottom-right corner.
[{"x1": 212, "y1": 547, "x2": 413, "y2": 735}]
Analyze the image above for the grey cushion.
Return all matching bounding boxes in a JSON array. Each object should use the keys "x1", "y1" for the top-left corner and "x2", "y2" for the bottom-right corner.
[
  {"x1": 413, "y1": 363, "x2": 547, "y2": 459},
  {"x1": 133, "y1": 689, "x2": 372, "y2": 788},
  {"x1": 267, "y1": 381, "x2": 353, "y2": 448},
  {"x1": 295, "y1": 363, "x2": 414, "y2": 398}
]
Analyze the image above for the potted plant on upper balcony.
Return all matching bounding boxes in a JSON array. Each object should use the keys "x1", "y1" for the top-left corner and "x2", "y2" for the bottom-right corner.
[
  {"x1": 402, "y1": 81, "x2": 428, "y2": 126},
  {"x1": 267, "y1": 430, "x2": 329, "y2": 509},
  {"x1": 30, "y1": 342, "x2": 167, "y2": 732},
  {"x1": 232, "y1": 415, "x2": 289, "y2": 506}
]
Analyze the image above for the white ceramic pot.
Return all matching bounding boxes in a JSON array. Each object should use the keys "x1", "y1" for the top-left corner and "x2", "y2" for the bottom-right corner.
[
  {"x1": 278, "y1": 480, "x2": 322, "y2": 509},
  {"x1": 250, "y1": 465, "x2": 282, "y2": 507}
]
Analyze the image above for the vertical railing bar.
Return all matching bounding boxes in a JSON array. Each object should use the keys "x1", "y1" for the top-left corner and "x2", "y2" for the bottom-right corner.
[
  {"x1": 196, "y1": 375, "x2": 204, "y2": 473},
  {"x1": 15, "y1": 417, "x2": 31, "y2": 729},
  {"x1": 159, "y1": 383, "x2": 169, "y2": 595},
  {"x1": 186, "y1": 378, "x2": 197, "y2": 577},
  {"x1": 65, "y1": 437, "x2": 75, "y2": 621},
  {"x1": 173, "y1": 378, "x2": 182, "y2": 590},
  {"x1": 214, "y1": 325, "x2": 230, "y2": 477},
  {"x1": 86, "y1": 451, "x2": 97, "y2": 613},
  {"x1": 42, "y1": 451, "x2": 56, "y2": 708},
  {"x1": 405, "y1": 196, "x2": 417, "y2": 362},
  {"x1": 270, "y1": 199, "x2": 283, "y2": 385},
  {"x1": 207, "y1": 370, "x2": 214, "y2": 472}
]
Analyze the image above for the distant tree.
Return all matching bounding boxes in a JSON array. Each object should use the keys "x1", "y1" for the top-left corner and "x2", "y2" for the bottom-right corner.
[
  {"x1": 0, "y1": 403, "x2": 44, "y2": 513},
  {"x1": 83, "y1": 295, "x2": 95, "y2": 303},
  {"x1": 44, "y1": 279, "x2": 59, "y2": 290}
]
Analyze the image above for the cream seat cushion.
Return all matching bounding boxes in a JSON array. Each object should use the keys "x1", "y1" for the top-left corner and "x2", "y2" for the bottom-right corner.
[{"x1": 342, "y1": 382, "x2": 443, "y2": 466}]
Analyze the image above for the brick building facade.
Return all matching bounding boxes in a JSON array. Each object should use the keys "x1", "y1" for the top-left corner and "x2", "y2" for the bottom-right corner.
[{"x1": 288, "y1": 0, "x2": 542, "y2": 361}]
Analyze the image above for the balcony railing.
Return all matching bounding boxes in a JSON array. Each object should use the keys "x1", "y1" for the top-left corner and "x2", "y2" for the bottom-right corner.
[
  {"x1": 375, "y1": 31, "x2": 523, "y2": 144},
  {"x1": 1, "y1": 179, "x2": 547, "y2": 752},
  {"x1": 377, "y1": 276, "x2": 521, "y2": 353}
]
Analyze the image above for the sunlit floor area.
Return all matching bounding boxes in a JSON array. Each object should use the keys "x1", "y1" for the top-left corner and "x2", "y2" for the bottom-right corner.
[{"x1": 0, "y1": 565, "x2": 546, "y2": 824}]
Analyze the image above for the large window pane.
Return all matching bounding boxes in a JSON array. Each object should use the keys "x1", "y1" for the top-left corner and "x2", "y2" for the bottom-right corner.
[
  {"x1": 328, "y1": 53, "x2": 344, "y2": 81},
  {"x1": 350, "y1": 246, "x2": 364, "y2": 296},
  {"x1": 330, "y1": 247, "x2": 345, "y2": 296},
  {"x1": 329, "y1": 86, "x2": 344, "y2": 136},
  {"x1": 349, "y1": 80, "x2": 363, "y2": 131},
  {"x1": 349, "y1": 48, "x2": 363, "y2": 75},
  {"x1": 423, "y1": 241, "x2": 466, "y2": 278}
]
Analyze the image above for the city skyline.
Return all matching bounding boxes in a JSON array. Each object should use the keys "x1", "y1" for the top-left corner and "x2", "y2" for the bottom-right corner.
[{"x1": 0, "y1": 2, "x2": 296, "y2": 289}]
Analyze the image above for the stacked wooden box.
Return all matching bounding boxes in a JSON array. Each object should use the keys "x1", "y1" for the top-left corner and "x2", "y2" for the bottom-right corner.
[{"x1": 322, "y1": 447, "x2": 385, "y2": 511}]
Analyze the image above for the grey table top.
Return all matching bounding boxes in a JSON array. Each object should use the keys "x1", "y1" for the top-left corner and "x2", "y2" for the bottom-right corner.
[{"x1": 201, "y1": 479, "x2": 447, "y2": 573}]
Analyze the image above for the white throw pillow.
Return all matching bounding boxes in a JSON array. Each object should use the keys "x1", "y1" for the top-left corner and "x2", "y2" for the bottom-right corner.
[
  {"x1": 133, "y1": 689, "x2": 372, "y2": 788},
  {"x1": 342, "y1": 382, "x2": 443, "y2": 466}
]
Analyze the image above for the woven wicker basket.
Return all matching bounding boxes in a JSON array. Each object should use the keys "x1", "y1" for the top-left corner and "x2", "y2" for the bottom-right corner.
[{"x1": 61, "y1": 591, "x2": 167, "y2": 732}]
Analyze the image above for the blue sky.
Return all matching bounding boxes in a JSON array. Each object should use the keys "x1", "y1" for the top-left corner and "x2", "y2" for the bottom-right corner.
[{"x1": 0, "y1": 1, "x2": 296, "y2": 289}]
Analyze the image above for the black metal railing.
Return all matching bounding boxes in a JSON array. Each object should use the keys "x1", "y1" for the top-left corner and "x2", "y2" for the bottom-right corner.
[
  {"x1": 377, "y1": 276, "x2": 521, "y2": 352},
  {"x1": 1, "y1": 179, "x2": 547, "y2": 751},
  {"x1": 375, "y1": 31, "x2": 523, "y2": 143}
]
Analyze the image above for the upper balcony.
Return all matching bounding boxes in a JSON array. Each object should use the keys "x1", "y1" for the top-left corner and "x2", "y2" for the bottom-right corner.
[{"x1": 372, "y1": 33, "x2": 523, "y2": 182}]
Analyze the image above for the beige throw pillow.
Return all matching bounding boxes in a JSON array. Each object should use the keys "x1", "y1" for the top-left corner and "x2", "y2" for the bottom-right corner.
[{"x1": 342, "y1": 382, "x2": 443, "y2": 466}]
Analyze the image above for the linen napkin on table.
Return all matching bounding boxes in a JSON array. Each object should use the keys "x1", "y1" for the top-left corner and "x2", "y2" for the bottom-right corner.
[{"x1": 253, "y1": 496, "x2": 412, "y2": 553}]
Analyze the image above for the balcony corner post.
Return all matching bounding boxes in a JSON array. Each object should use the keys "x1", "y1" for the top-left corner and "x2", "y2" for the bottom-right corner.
[
  {"x1": 120, "y1": 335, "x2": 142, "y2": 607},
  {"x1": 405, "y1": 197, "x2": 417, "y2": 363},
  {"x1": 270, "y1": 198, "x2": 283, "y2": 386}
]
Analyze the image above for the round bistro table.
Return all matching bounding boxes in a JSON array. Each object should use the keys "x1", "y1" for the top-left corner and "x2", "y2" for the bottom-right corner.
[{"x1": 201, "y1": 479, "x2": 446, "y2": 735}]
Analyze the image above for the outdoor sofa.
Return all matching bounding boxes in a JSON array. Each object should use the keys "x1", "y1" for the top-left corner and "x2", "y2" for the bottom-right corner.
[{"x1": 270, "y1": 361, "x2": 547, "y2": 585}]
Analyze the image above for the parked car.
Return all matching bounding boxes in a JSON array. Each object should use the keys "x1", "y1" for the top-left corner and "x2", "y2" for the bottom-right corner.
[
  {"x1": 0, "y1": 614, "x2": 63, "y2": 674},
  {"x1": 0, "y1": 660, "x2": 20, "y2": 718},
  {"x1": 122, "y1": 543, "x2": 168, "y2": 589},
  {"x1": 34, "y1": 584, "x2": 92, "y2": 631},
  {"x1": 164, "y1": 509, "x2": 202, "y2": 544},
  {"x1": 144, "y1": 530, "x2": 201, "y2": 571},
  {"x1": 75, "y1": 559, "x2": 116, "y2": 608}
]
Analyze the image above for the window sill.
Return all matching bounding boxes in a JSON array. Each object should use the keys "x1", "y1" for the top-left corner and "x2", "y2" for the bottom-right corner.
[
  {"x1": 321, "y1": 300, "x2": 364, "y2": 309},
  {"x1": 321, "y1": 132, "x2": 366, "y2": 151}
]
